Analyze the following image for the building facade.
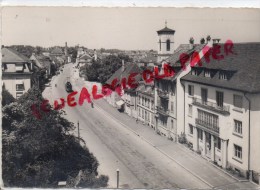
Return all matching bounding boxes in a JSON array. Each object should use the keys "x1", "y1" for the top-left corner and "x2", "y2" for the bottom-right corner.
[
  {"x1": 136, "y1": 82, "x2": 156, "y2": 128},
  {"x1": 2, "y1": 47, "x2": 32, "y2": 99},
  {"x1": 181, "y1": 43, "x2": 260, "y2": 183}
]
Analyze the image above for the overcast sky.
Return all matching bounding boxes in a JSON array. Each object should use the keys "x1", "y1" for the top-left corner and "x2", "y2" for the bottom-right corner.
[{"x1": 2, "y1": 7, "x2": 260, "y2": 50}]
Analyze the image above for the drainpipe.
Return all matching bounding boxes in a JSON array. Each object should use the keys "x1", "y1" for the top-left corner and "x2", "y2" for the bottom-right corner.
[
  {"x1": 180, "y1": 80, "x2": 186, "y2": 139},
  {"x1": 244, "y1": 92, "x2": 251, "y2": 180}
]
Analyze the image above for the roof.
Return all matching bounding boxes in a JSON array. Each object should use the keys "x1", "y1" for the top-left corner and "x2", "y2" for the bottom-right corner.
[
  {"x1": 136, "y1": 82, "x2": 155, "y2": 97},
  {"x1": 2, "y1": 47, "x2": 31, "y2": 63},
  {"x1": 79, "y1": 53, "x2": 92, "y2": 60},
  {"x1": 106, "y1": 63, "x2": 143, "y2": 87},
  {"x1": 157, "y1": 27, "x2": 175, "y2": 35},
  {"x1": 158, "y1": 44, "x2": 206, "y2": 81},
  {"x1": 140, "y1": 54, "x2": 158, "y2": 63},
  {"x1": 181, "y1": 42, "x2": 260, "y2": 93},
  {"x1": 30, "y1": 54, "x2": 52, "y2": 69},
  {"x1": 51, "y1": 47, "x2": 63, "y2": 55}
]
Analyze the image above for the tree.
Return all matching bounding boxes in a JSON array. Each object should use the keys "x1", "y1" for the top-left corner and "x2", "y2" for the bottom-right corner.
[
  {"x1": 2, "y1": 88, "x2": 15, "y2": 107},
  {"x1": 2, "y1": 86, "x2": 108, "y2": 188}
]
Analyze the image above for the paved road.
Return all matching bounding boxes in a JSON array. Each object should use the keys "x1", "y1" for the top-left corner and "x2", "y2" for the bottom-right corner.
[{"x1": 43, "y1": 63, "x2": 259, "y2": 189}]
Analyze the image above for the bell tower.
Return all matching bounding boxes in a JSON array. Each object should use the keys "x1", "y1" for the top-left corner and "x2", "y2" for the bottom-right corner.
[{"x1": 157, "y1": 21, "x2": 175, "y2": 62}]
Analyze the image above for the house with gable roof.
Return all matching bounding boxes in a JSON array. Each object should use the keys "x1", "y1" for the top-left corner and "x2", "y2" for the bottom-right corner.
[{"x1": 2, "y1": 47, "x2": 33, "y2": 98}]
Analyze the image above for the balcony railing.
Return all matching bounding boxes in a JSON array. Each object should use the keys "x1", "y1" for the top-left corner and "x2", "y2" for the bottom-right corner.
[
  {"x1": 156, "y1": 106, "x2": 169, "y2": 116},
  {"x1": 195, "y1": 118, "x2": 219, "y2": 133},
  {"x1": 157, "y1": 89, "x2": 169, "y2": 99},
  {"x1": 192, "y1": 97, "x2": 230, "y2": 115}
]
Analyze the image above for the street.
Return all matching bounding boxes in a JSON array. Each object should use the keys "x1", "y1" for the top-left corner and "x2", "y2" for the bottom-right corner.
[{"x1": 43, "y1": 63, "x2": 258, "y2": 189}]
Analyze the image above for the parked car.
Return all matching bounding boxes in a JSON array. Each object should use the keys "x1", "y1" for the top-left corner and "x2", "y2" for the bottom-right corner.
[{"x1": 65, "y1": 81, "x2": 73, "y2": 92}]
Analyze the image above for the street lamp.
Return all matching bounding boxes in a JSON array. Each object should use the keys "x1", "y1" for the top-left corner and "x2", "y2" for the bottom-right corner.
[
  {"x1": 77, "y1": 121, "x2": 80, "y2": 143},
  {"x1": 116, "y1": 169, "x2": 120, "y2": 189}
]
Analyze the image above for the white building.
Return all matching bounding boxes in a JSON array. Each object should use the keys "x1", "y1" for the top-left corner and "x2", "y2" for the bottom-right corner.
[
  {"x1": 2, "y1": 47, "x2": 32, "y2": 99},
  {"x1": 136, "y1": 82, "x2": 155, "y2": 128},
  {"x1": 181, "y1": 43, "x2": 260, "y2": 183}
]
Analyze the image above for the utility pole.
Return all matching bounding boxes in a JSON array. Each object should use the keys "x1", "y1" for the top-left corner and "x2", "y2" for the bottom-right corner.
[{"x1": 77, "y1": 121, "x2": 80, "y2": 143}]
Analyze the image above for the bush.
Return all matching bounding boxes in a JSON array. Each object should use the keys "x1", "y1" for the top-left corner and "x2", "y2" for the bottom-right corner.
[
  {"x1": 178, "y1": 132, "x2": 187, "y2": 144},
  {"x1": 2, "y1": 88, "x2": 15, "y2": 107}
]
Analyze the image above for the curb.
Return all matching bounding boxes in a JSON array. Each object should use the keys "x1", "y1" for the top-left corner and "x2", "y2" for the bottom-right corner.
[{"x1": 95, "y1": 104, "x2": 214, "y2": 189}]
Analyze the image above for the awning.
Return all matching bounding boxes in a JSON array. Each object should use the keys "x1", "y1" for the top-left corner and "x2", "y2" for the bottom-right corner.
[
  {"x1": 15, "y1": 80, "x2": 24, "y2": 84},
  {"x1": 116, "y1": 100, "x2": 125, "y2": 107}
]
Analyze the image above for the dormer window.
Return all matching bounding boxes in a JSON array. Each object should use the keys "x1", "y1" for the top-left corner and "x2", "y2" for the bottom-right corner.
[
  {"x1": 16, "y1": 63, "x2": 24, "y2": 72},
  {"x1": 191, "y1": 68, "x2": 198, "y2": 76},
  {"x1": 219, "y1": 71, "x2": 228, "y2": 80},
  {"x1": 204, "y1": 69, "x2": 211, "y2": 78}
]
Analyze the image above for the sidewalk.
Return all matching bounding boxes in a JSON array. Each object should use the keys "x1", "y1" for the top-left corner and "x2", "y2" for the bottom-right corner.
[{"x1": 93, "y1": 97, "x2": 258, "y2": 189}]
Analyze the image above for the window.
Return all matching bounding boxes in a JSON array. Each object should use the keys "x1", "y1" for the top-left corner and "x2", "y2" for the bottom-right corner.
[
  {"x1": 204, "y1": 70, "x2": 211, "y2": 78},
  {"x1": 171, "y1": 120, "x2": 174, "y2": 130},
  {"x1": 219, "y1": 71, "x2": 228, "y2": 80},
  {"x1": 16, "y1": 92, "x2": 23, "y2": 99},
  {"x1": 233, "y1": 95, "x2": 243, "y2": 109},
  {"x1": 15, "y1": 64, "x2": 24, "y2": 72},
  {"x1": 198, "y1": 109, "x2": 219, "y2": 128},
  {"x1": 159, "y1": 39, "x2": 161, "y2": 51},
  {"x1": 142, "y1": 97, "x2": 144, "y2": 106},
  {"x1": 234, "y1": 120, "x2": 242, "y2": 135},
  {"x1": 201, "y1": 88, "x2": 208, "y2": 104},
  {"x1": 216, "y1": 91, "x2": 224, "y2": 107},
  {"x1": 191, "y1": 69, "x2": 198, "y2": 76},
  {"x1": 234, "y1": 144, "x2": 242, "y2": 159},
  {"x1": 216, "y1": 137, "x2": 221, "y2": 150},
  {"x1": 188, "y1": 85, "x2": 194, "y2": 96},
  {"x1": 151, "y1": 100, "x2": 154, "y2": 110},
  {"x1": 189, "y1": 124, "x2": 193, "y2": 135},
  {"x1": 188, "y1": 104, "x2": 193, "y2": 117},
  {"x1": 16, "y1": 84, "x2": 25, "y2": 91},
  {"x1": 198, "y1": 129, "x2": 203, "y2": 140},
  {"x1": 142, "y1": 109, "x2": 144, "y2": 119},
  {"x1": 166, "y1": 39, "x2": 171, "y2": 51},
  {"x1": 171, "y1": 102, "x2": 174, "y2": 113}
]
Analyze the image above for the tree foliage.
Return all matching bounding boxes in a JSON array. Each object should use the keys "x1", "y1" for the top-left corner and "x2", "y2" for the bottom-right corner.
[
  {"x1": 83, "y1": 54, "x2": 132, "y2": 84},
  {"x1": 2, "y1": 88, "x2": 15, "y2": 107},
  {"x1": 2, "y1": 86, "x2": 108, "y2": 188}
]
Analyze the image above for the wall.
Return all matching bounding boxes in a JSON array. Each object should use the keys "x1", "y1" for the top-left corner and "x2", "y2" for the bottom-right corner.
[
  {"x1": 249, "y1": 93, "x2": 260, "y2": 181},
  {"x1": 3, "y1": 74, "x2": 31, "y2": 98},
  {"x1": 184, "y1": 81, "x2": 250, "y2": 174}
]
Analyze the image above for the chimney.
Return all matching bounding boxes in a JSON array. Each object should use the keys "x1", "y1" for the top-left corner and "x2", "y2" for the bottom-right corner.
[
  {"x1": 189, "y1": 37, "x2": 194, "y2": 49},
  {"x1": 122, "y1": 60, "x2": 125, "y2": 72},
  {"x1": 212, "y1": 38, "x2": 221, "y2": 45}
]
